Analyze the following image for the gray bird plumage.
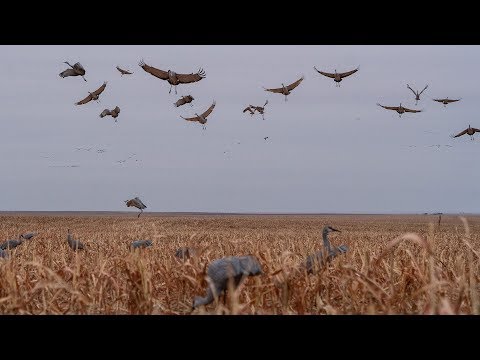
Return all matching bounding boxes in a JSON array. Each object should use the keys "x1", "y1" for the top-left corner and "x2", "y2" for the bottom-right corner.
[
  {"x1": 0, "y1": 239, "x2": 24, "y2": 250},
  {"x1": 0, "y1": 249, "x2": 8, "y2": 259},
  {"x1": 175, "y1": 247, "x2": 196, "y2": 260},
  {"x1": 125, "y1": 197, "x2": 147, "y2": 218},
  {"x1": 59, "y1": 61, "x2": 87, "y2": 82},
  {"x1": 67, "y1": 229, "x2": 84, "y2": 251},
  {"x1": 131, "y1": 240, "x2": 153, "y2": 249},
  {"x1": 20, "y1": 232, "x2": 38, "y2": 240},
  {"x1": 304, "y1": 226, "x2": 348, "y2": 274},
  {"x1": 193, "y1": 255, "x2": 263, "y2": 309}
]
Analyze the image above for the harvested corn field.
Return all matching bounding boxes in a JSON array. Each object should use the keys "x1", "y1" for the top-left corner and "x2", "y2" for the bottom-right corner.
[{"x1": 0, "y1": 213, "x2": 479, "y2": 314}]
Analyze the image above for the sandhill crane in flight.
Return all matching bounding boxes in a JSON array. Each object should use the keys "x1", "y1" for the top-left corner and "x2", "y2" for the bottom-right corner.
[
  {"x1": 59, "y1": 62, "x2": 87, "y2": 82},
  {"x1": 116, "y1": 66, "x2": 133, "y2": 76},
  {"x1": 243, "y1": 100, "x2": 268, "y2": 120},
  {"x1": 304, "y1": 226, "x2": 348, "y2": 274},
  {"x1": 100, "y1": 106, "x2": 120, "y2": 121},
  {"x1": 451, "y1": 125, "x2": 480, "y2": 140},
  {"x1": 264, "y1": 136, "x2": 269, "y2": 141},
  {"x1": 181, "y1": 101, "x2": 216, "y2": 130},
  {"x1": 75, "y1": 82, "x2": 107, "y2": 105},
  {"x1": 130, "y1": 240, "x2": 153, "y2": 250},
  {"x1": 377, "y1": 103, "x2": 422, "y2": 117},
  {"x1": 313, "y1": 66, "x2": 359, "y2": 87},
  {"x1": 125, "y1": 197, "x2": 147, "y2": 218},
  {"x1": 433, "y1": 97, "x2": 461, "y2": 107},
  {"x1": 67, "y1": 229, "x2": 84, "y2": 251},
  {"x1": 139, "y1": 60, "x2": 205, "y2": 94},
  {"x1": 264, "y1": 76, "x2": 304, "y2": 102},
  {"x1": 407, "y1": 84, "x2": 428, "y2": 105},
  {"x1": 192, "y1": 255, "x2": 263, "y2": 309},
  {"x1": 243, "y1": 106, "x2": 255, "y2": 115},
  {"x1": 174, "y1": 95, "x2": 194, "y2": 108}
]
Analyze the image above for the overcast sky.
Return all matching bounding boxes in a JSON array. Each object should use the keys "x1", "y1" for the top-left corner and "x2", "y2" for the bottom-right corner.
[{"x1": 1, "y1": 45, "x2": 479, "y2": 213}]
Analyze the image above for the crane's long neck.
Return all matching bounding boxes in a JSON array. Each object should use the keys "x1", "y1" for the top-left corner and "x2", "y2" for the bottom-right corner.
[
  {"x1": 194, "y1": 288, "x2": 214, "y2": 308},
  {"x1": 323, "y1": 231, "x2": 332, "y2": 253}
]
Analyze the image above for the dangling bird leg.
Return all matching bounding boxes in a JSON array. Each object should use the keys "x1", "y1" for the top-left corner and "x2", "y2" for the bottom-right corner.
[
  {"x1": 169, "y1": 84, "x2": 172, "y2": 94},
  {"x1": 82, "y1": 75, "x2": 87, "y2": 82},
  {"x1": 175, "y1": 86, "x2": 178, "y2": 95}
]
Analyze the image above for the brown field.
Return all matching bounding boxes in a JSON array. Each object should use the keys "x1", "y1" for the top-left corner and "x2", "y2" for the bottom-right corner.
[{"x1": 0, "y1": 213, "x2": 479, "y2": 315}]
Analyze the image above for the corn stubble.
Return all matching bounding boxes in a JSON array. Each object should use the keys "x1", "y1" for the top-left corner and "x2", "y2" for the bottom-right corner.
[{"x1": 0, "y1": 214, "x2": 478, "y2": 315}]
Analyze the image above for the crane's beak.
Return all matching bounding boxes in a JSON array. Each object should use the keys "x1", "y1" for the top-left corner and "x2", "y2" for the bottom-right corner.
[{"x1": 330, "y1": 227, "x2": 341, "y2": 232}]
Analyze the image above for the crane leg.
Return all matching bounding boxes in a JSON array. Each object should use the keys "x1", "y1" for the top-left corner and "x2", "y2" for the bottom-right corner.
[
  {"x1": 175, "y1": 86, "x2": 178, "y2": 95},
  {"x1": 82, "y1": 76, "x2": 87, "y2": 82},
  {"x1": 169, "y1": 85, "x2": 172, "y2": 94}
]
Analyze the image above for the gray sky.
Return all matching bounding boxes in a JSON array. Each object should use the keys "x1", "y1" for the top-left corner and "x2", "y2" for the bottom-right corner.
[{"x1": 1, "y1": 45, "x2": 479, "y2": 213}]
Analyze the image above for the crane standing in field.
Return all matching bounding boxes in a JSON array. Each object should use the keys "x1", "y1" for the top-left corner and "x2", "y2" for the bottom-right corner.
[
  {"x1": 125, "y1": 197, "x2": 147, "y2": 218},
  {"x1": 67, "y1": 229, "x2": 85, "y2": 251},
  {"x1": 304, "y1": 226, "x2": 348, "y2": 274},
  {"x1": 0, "y1": 238, "x2": 24, "y2": 250},
  {"x1": 175, "y1": 247, "x2": 197, "y2": 261},
  {"x1": 21, "y1": 232, "x2": 38, "y2": 240},
  {"x1": 130, "y1": 240, "x2": 153, "y2": 249},
  {"x1": 192, "y1": 255, "x2": 263, "y2": 309}
]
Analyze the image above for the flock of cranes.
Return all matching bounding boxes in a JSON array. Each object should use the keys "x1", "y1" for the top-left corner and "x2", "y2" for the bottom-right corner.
[{"x1": 10, "y1": 53, "x2": 469, "y2": 311}]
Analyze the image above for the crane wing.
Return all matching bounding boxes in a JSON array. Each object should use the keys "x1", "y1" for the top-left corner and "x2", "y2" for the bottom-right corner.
[
  {"x1": 100, "y1": 109, "x2": 111, "y2": 117},
  {"x1": 419, "y1": 85, "x2": 429, "y2": 95},
  {"x1": 313, "y1": 67, "x2": 336, "y2": 78},
  {"x1": 135, "y1": 197, "x2": 147, "y2": 209},
  {"x1": 433, "y1": 99, "x2": 445, "y2": 102},
  {"x1": 75, "y1": 93, "x2": 93, "y2": 105},
  {"x1": 181, "y1": 114, "x2": 200, "y2": 122},
  {"x1": 138, "y1": 60, "x2": 169, "y2": 80},
  {"x1": 264, "y1": 85, "x2": 284, "y2": 93},
  {"x1": 113, "y1": 106, "x2": 120, "y2": 114},
  {"x1": 73, "y1": 63, "x2": 85, "y2": 72},
  {"x1": 176, "y1": 68, "x2": 206, "y2": 84},
  {"x1": 200, "y1": 101, "x2": 216, "y2": 119},
  {"x1": 377, "y1": 103, "x2": 399, "y2": 111},
  {"x1": 286, "y1": 76, "x2": 304, "y2": 91},
  {"x1": 403, "y1": 107, "x2": 422, "y2": 113},
  {"x1": 338, "y1": 67, "x2": 359, "y2": 78},
  {"x1": 407, "y1": 84, "x2": 417, "y2": 96},
  {"x1": 116, "y1": 66, "x2": 133, "y2": 75},
  {"x1": 453, "y1": 129, "x2": 468, "y2": 138},
  {"x1": 472, "y1": 128, "x2": 480, "y2": 133},
  {"x1": 59, "y1": 69, "x2": 77, "y2": 78},
  {"x1": 91, "y1": 82, "x2": 107, "y2": 96},
  {"x1": 175, "y1": 98, "x2": 186, "y2": 107},
  {"x1": 447, "y1": 99, "x2": 461, "y2": 103}
]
